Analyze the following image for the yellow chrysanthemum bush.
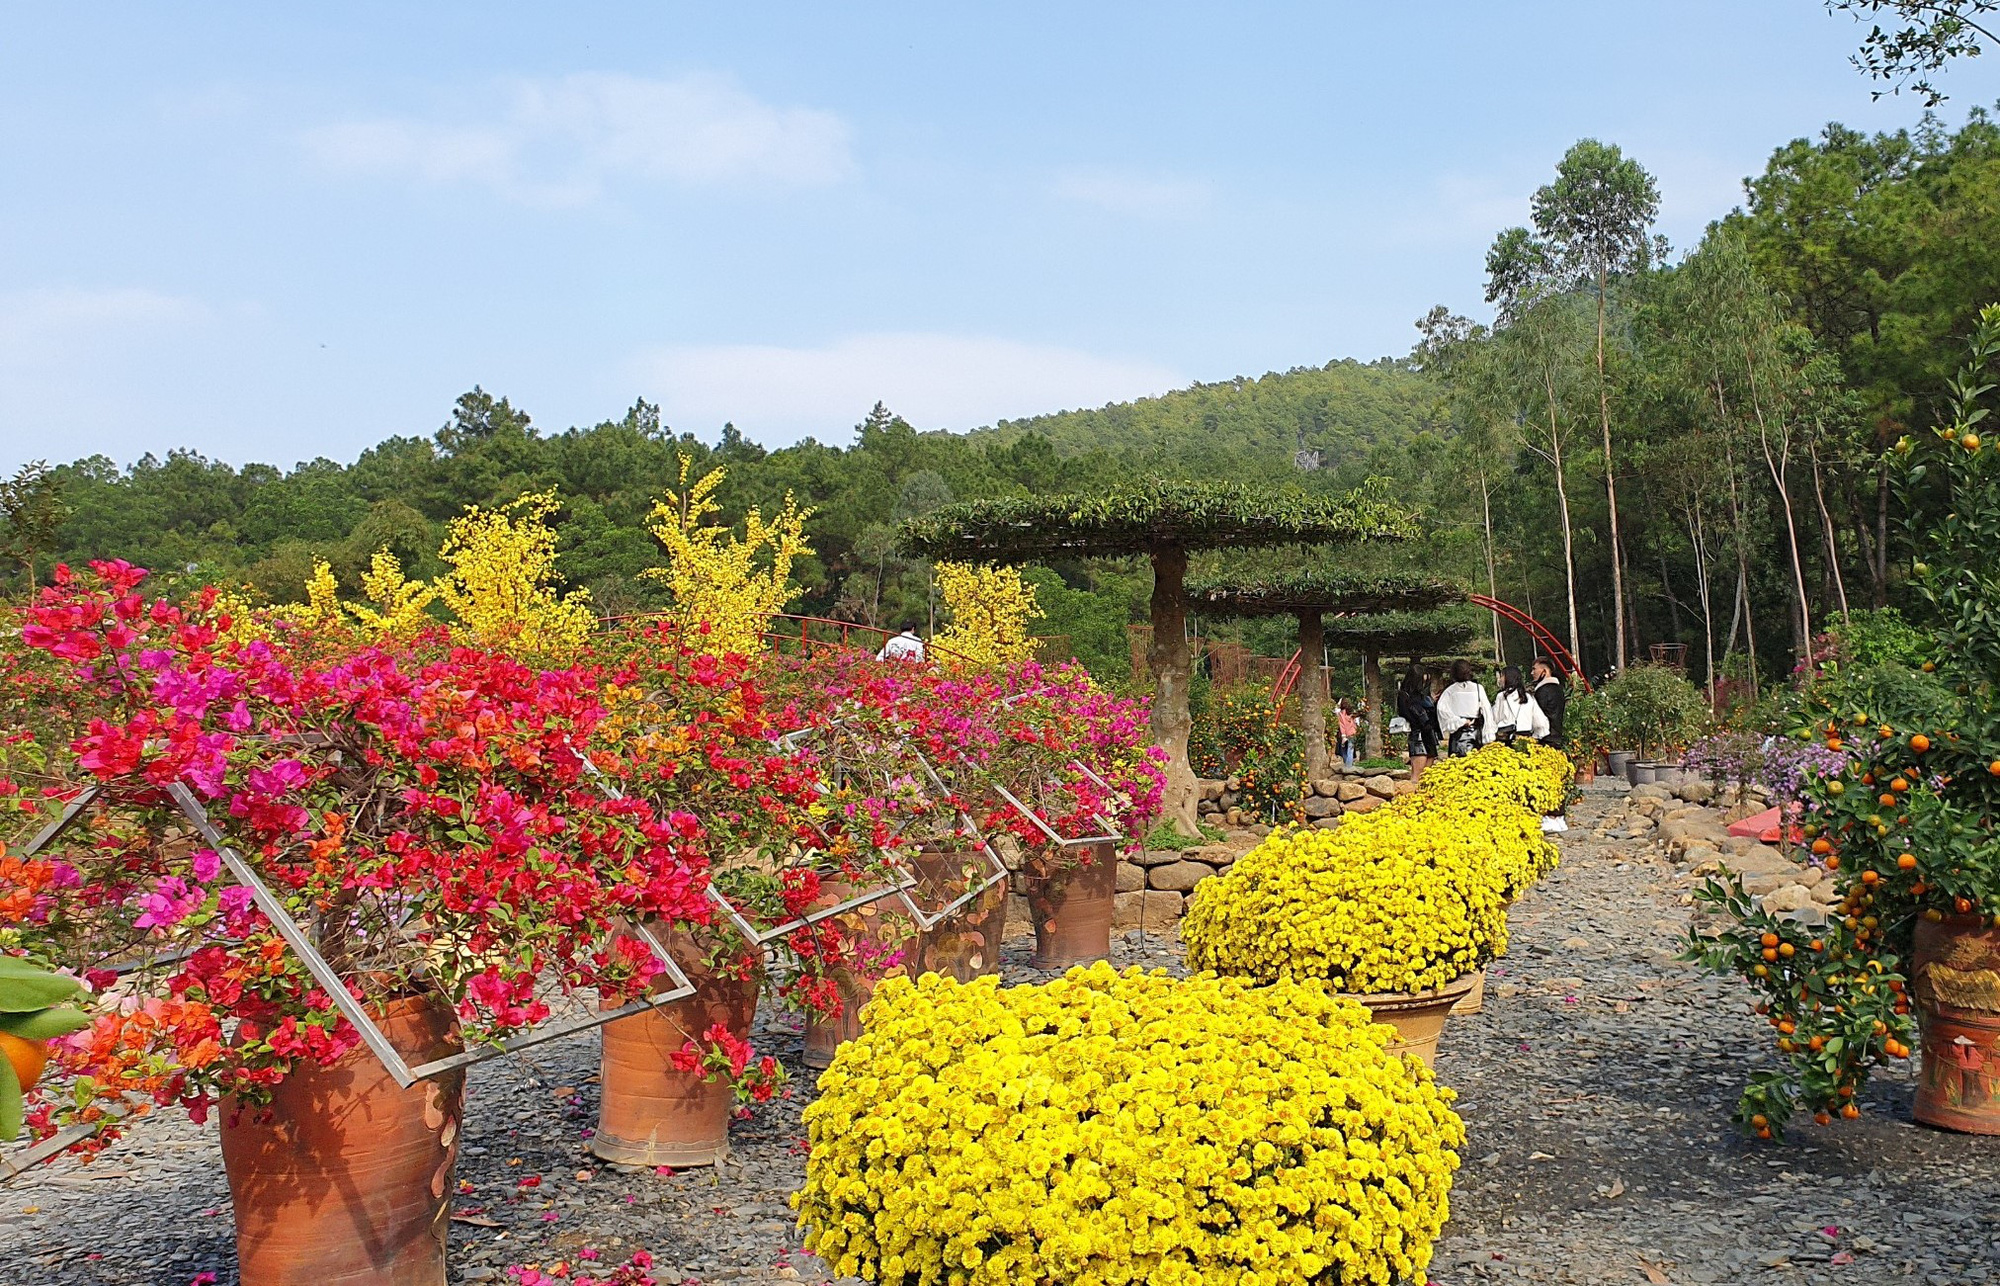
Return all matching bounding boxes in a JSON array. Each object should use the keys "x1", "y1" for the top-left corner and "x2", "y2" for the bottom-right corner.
[
  {"x1": 1397, "y1": 744, "x2": 1569, "y2": 898},
  {"x1": 436, "y1": 489, "x2": 596, "y2": 658},
  {"x1": 1183, "y1": 808, "x2": 1509, "y2": 994},
  {"x1": 931, "y1": 561, "x2": 1043, "y2": 667},
  {"x1": 793, "y1": 963, "x2": 1464, "y2": 1286},
  {"x1": 643, "y1": 455, "x2": 813, "y2": 657}
]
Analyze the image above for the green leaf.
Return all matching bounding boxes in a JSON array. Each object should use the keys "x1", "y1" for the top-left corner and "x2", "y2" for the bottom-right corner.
[
  {"x1": 0, "y1": 960, "x2": 83, "y2": 1012},
  {"x1": 0, "y1": 1050, "x2": 20, "y2": 1142},
  {"x1": 0, "y1": 1006, "x2": 92, "y2": 1041}
]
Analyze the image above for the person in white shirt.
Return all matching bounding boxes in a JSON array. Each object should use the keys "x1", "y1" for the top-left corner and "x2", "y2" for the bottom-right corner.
[
  {"x1": 1435, "y1": 659, "x2": 1495, "y2": 757},
  {"x1": 1492, "y1": 664, "x2": 1551, "y2": 744},
  {"x1": 876, "y1": 626, "x2": 925, "y2": 662}
]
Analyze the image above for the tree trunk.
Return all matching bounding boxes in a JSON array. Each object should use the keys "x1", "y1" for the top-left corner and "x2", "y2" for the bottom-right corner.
[
  {"x1": 1596, "y1": 269, "x2": 1628, "y2": 673},
  {"x1": 1747, "y1": 353, "x2": 1812, "y2": 664},
  {"x1": 1297, "y1": 611, "x2": 1330, "y2": 783},
  {"x1": 1147, "y1": 543, "x2": 1199, "y2": 836},
  {"x1": 1688, "y1": 504, "x2": 1717, "y2": 701},
  {"x1": 1541, "y1": 365, "x2": 1585, "y2": 672},
  {"x1": 1363, "y1": 650, "x2": 1384, "y2": 760},
  {"x1": 1717, "y1": 386, "x2": 1760, "y2": 699},
  {"x1": 1480, "y1": 472, "x2": 1503, "y2": 664},
  {"x1": 1810, "y1": 440, "x2": 1849, "y2": 620}
]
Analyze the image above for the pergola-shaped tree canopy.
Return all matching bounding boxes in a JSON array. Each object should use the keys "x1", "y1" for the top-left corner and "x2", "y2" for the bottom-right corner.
[
  {"x1": 1321, "y1": 610, "x2": 1483, "y2": 757},
  {"x1": 1187, "y1": 572, "x2": 1467, "y2": 777},
  {"x1": 903, "y1": 478, "x2": 1415, "y2": 832}
]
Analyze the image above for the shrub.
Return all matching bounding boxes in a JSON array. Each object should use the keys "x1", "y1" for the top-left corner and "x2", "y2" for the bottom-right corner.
[
  {"x1": 793, "y1": 965, "x2": 1464, "y2": 1286},
  {"x1": 1600, "y1": 664, "x2": 1709, "y2": 758}
]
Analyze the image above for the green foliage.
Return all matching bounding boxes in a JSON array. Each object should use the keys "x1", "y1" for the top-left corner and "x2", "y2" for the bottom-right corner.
[
  {"x1": 1788, "y1": 663, "x2": 1963, "y2": 738},
  {"x1": 1141, "y1": 819, "x2": 1228, "y2": 851},
  {"x1": 1600, "y1": 664, "x2": 1710, "y2": 757},
  {"x1": 0, "y1": 958, "x2": 91, "y2": 1142},
  {"x1": 1828, "y1": 0, "x2": 2000, "y2": 104},
  {"x1": 900, "y1": 477, "x2": 1416, "y2": 562},
  {"x1": 1825, "y1": 607, "x2": 1934, "y2": 667},
  {"x1": 1317, "y1": 609, "x2": 1480, "y2": 657},
  {"x1": 1186, "y1": 570, "x2": 1465, "y2": 617}
]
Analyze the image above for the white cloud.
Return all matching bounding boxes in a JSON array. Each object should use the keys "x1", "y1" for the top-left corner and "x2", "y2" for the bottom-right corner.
[
  {"x1": 1053, "y1": 166, "x2": 1211, "y2": 219},
  {"x1": 634, "y1": 332, "x2": 1187, "y2": 441},
  {"x1": 302, "y1": 71, "x2": 853, "y2": 204}
]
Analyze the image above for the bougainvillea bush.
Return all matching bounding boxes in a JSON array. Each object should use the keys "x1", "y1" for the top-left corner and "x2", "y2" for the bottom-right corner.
[
  {"x1": 0, "y1": 562, "x2": 719, "y2": 1145},
  {"x1": 793, "y1": 965, "x2": 1463, "y2": 1286}
]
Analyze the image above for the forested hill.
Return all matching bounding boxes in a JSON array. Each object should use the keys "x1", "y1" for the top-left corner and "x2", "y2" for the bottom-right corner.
[
  {"x1": 978, "y1": 358, "x2": 1432, "y2": 480},
  {"x1": 9, "y1": 357, "x2": 1444, "y2": 681}
]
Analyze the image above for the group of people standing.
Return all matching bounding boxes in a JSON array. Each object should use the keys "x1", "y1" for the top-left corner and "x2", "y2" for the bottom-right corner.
[{"x1": 1396, "y1": 658, "x2": 1567, "y2": 781}]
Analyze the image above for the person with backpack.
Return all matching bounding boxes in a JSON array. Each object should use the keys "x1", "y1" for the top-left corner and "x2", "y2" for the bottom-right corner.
[
  {"x1": 1492, "y1": 664, "x2": 1551, "y2": 745},
  {"x1": 1397, "y1": 664, "x2": 1442, "y2": 782},
  {"x1": 1436, "y1": 660, "x2": 1494, "y2": 757}
]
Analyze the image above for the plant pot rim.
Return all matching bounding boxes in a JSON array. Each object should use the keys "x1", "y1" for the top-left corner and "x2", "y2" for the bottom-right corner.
[{"x1": 1342, "y1": 972, "x2": 1478, "y2": 1009}]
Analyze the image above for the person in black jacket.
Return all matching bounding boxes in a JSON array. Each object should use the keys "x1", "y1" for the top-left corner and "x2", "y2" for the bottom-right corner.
[
  {"x1": 1397, "y1": 664, "x2": 1442, "y2": 783},
  {"x1": 1529, "y1": 658, "x2": 1568, "y2": 751}
]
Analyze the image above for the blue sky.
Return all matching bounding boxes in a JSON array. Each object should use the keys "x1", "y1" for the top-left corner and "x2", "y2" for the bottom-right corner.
[{"x1": 0, "y1": 2, "x2": 1979, "y2": 472}]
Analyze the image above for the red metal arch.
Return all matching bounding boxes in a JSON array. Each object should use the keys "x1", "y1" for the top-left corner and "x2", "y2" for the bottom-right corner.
[{"x1": 1268, "y1": 596, "x2": 1589, "y2": 718}]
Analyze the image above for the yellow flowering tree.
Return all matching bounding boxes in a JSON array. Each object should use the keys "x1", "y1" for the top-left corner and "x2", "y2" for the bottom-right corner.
[
  {"x1": 642, "y1": 456, "x2": 813, "y2": 657},
  {"x1": 278, "y1": 558, "x2": 345, "y2": 630},
  {"x1": 345, "y1": 549, "x2": 439, "y2": 638},
  {"x1": 435, "y1": 490, "x2": 595, "y2": 658},
  {"x1": 931, "y1": 561, "x2": 1042, "y2": 667}
]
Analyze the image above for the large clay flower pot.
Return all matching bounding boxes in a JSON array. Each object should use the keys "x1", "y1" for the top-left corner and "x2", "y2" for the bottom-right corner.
[
  {"x1": 802, "y1": 883, "x2": 916, "y2": 1070},
  {"x1": 1449, "y1": 969, "x2": 1488, "y2": 1017},
  {"x1": 592, "y1": 932, "x2": 761, "y2": 1168},
  {"x1": 1023, "y1": 840, "x2": 1117, "y2": 970},
  {"x1": 1352, "y1": 973, "x2": 1477, "y2": 1067},
  {"x1": 1912, "y1": 914, "x2": 2000, "y2": 1134},
  {"x1": 220, "y1": 996, "x2": 463, "y2": 1286},
  {"x1": 909, "y1": 850, "x2": 1007, "y2": 983}
]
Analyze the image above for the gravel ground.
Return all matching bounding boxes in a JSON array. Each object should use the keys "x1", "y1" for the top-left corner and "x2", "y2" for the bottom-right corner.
[{"x1": 5, "y1": 780, "x2": 1998, "y2": 1285}]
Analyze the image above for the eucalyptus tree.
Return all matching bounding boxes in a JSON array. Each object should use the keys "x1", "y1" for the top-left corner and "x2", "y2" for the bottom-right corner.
[{"x1": 1488, "y1": 140, "x2": 1661, "y2": 673}]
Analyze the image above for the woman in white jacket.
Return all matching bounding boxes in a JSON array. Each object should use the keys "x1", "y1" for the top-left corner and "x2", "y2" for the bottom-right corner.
[
  {"x1": 1492, "y1": 664, "x2": 1551, "y2": 744},
  {"x1": 1435, "y1": 660, "x2": 1496, "y2": 757}
]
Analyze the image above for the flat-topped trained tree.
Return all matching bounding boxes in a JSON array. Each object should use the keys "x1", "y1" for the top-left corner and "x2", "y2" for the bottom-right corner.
[
  {"x1": 1319, "y1": 609, "x2": 1481, "y2": 758},
  {"x1": 1189, "y1": 571, "x2": 1464, "y2": 780},
  {"x1": 902, "y1": 478, "x2": 1414, "y2": 833}
]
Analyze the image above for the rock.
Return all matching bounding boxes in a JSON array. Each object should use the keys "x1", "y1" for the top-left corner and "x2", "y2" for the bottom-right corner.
[
  {"x1": 1225, "y1": 776, "x2": 1242, "y2": 792},
  {"x1": 1148, "y1": 860, "x2": 1216, "y2": 892},
  {"x1": 1629, "y1": 783, "x2": 1674, "y2": 802},
  {"x1": 1131, "y1": 848, "x2": 1180, "y2": 868},
  {"x1": 1344, "y1": 794, "x2": 1386, "y2": 815},
  {"x1": 1722, "y1": 802, "x2": 1765, "y2": 824},
  {"x1": 1312, "y1": 778, "x2": 1342, "y2": 798},
  {"x1": 1199, "y1": 780, "x2": 1225, "y2": 801},
  {"x1": 1226, "y1": 808, "x2": 1243, "y2": 827},
  {"x1": 1364, "y1": 775, "x2": 1397, "y2": 799},
  {"x1": 1115, "y1": 862, "x2": 1146, "y2": 893},
  {"x1": 1757, "y1": 883, "x2": 1814, "y2": 913},
  {"x1": 1302, "y1": 794, "x2": 1343, "y2": 819},
  {"x1": 1742, "y1": 870, "x2": 1802, "y2": 896},
  {"x1": 1336, "y1": 781, "x2": 1367, "y2": 802},
  {"x1": 1314, "y1": 817, "x2": 1341, "y2": 830},
  {"x1": 1659, "y1": 817, "x2": 1731, "y2": 850},
  {"x1": 1392, "y1": 778, "x2": 1419, "y2": 796},
  {"x1": 1677, "y1": 778, "x2": 1717, "y2": 804},
  {"x1": 1720, "y1": 835, "x2": 1765, "y2": 856},
  {"x1": 1112, "y1": 890, "x2": 1183, "y2": 930},
  {"x1": 1681, "y1": 843, "x2": 1721, "y2": 868}
]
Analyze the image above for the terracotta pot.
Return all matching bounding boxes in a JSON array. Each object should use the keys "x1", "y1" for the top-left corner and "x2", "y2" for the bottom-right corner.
[
  {"x1": 909, "y1": 850, "x2": 1007, "y2": 983},
  {"x1": 1351, "y1": 973, "x2": 1477, "y2": 1067},
  {"x1": 1912, "y1": 914, "x2": 2000, "y2": 1134},
  {"x1": 220, "y1": 996, "x2": 463, "y2": 1286},
  {"x1": 1577, "y1": 764, "x2": 1596, "y2": 784},
  {"x1": 1021, "y1": 840, "x2": 1116, "y2": 970},
  {"x1": 592, "y1": 931, "x2": 761, "y2": 1167},
  {"x1": 802, "y1": 883, "x2": 917, "y2": 1070},
  {"x1": 1449, "y1": 968, "x2": 1488, "y2": 1016}
]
